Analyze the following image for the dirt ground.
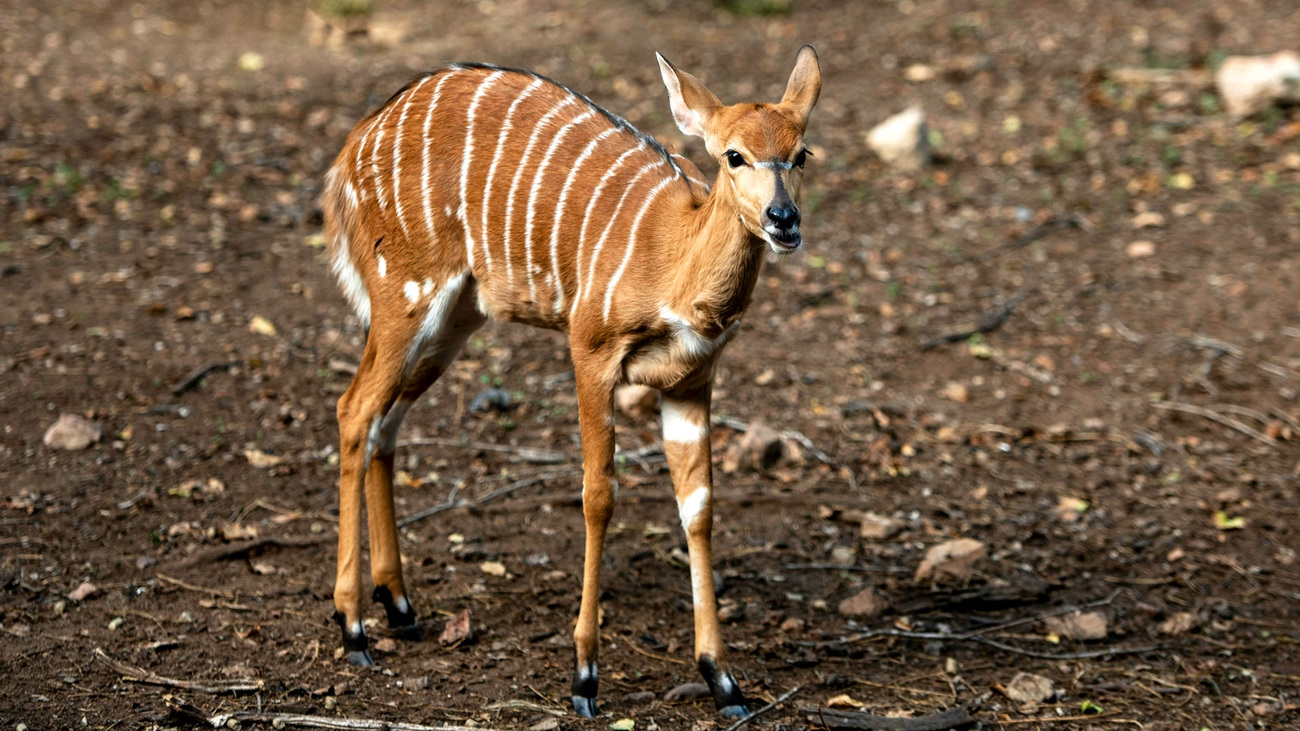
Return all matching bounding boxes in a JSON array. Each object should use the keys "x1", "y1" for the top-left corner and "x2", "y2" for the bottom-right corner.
[{"x1": 3, "y1": 0, "x2": 1299, "y2": 728}]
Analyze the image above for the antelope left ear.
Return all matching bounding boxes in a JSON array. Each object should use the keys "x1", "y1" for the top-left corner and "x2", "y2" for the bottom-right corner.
[{"x1": 781, "y1": 44, "x2": 822, "y2": 125}]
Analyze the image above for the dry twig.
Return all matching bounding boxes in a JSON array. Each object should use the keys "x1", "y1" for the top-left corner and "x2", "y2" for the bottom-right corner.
[
  {"x1": 174, "y1": 535, "x2": 332, "y2": 568},
  {"x1": 398, "y1": 468, "x2": 580, "y2": 528},
  {"x1": 802, "y1": 705, "x2": 973, "y2": 730},
  {"x1": 171, "y1": 360, "x2": 240, "y2": 396},
  {"x1": 1154, "y1": 401, "x2": 1278, "y2": 448},
  {"x1": 166, "y1": 698, "x2": 499, "y2": 730},
  {"x1": 396, "y1": 436, "x2": 569, "y2": 464},
  {"x1": 95, "y1": 648, "x2": 263, "y2": 694},
  {"x1": 725, "y1": 686, "x2": 800, "y2": 731}
]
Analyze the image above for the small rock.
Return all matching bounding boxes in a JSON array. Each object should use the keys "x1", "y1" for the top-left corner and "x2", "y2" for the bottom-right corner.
[
  {"x1": 903, "y1": 64, "x2": 936, "y2": 82},
  {"x1": 1215, "y1": 51, "x2": 1300, "y2": 117},
  {"x1": 779, "y1": 617, "x2": 806, "y2": 633},
  {"x1": 1004, "y1": 672, "x2": 1054, "y2": 705},
  {"x1": 404, "y1": 675, "x2": 429, "y2": 691},
  {"x1": 830, "y1": 546, "x2": 856, "y2": 566},
  {"x1": 439, "y1": 609, "x2": 472, "y2": 646},
  {"x1": 479, "y1": 561, "x2": 507, "y2": 577},
  {"x1": 941, "y1": 381, "x2": 969, "y2": 403},
  {"x1": 527, "y1": 719, "x2": 560, "y2": 731},
  {"x1": 248, "y1": 315, "x2": 277, "y2": 335},
  {"x1": 865, "y1": 106, "x2": 930, "y2": 171},
  {"x1": 243, "y1": 449, "x2": 284, "y2": 469},
  {"x1": 738, "y1": 421, "x2": 783, "y2": 470},
  {"x1": 717, "y1": 600, "x2": 744, "y2": 623},
  {"x1": 67, "y1": 581, "x2": 100, "y2": 602},
  {"x1": 1043, "y1": 611, "x2": 1108, "y2": 641},
  {"x1": 1126, "y1": 240, "x2": 1156, "y2": 258},
  {"x1": 1159, "y1": 612, "x2": 1196, "y2": 636},
  {"x1": 615, "y1": 384, "x2": 658, "y2": 420},
  {"x1": 469, "y1": 388, "x2": 513, "y2": 413},
  {"x1": 624, "y1": 690, "x2": 657, "y2": 705},
  {"x1": 237, "y1": 51, "x2": 265, "y2": 72},
  {"x1": 43, "y1": 414, "x2": 102, "y2": 451},
  {"x1": 837, "y1": 587, "x2": 886, "y2": 618},
  {"x1": 664, "y1": 682, "x2": 711, "y2": 702},
  {"x1": 915, "y1": 538, "x2": 986, "y2": 583},
  {"x1": 860, "y1": 512, "x2": 901, "y2": 541},
  {"x1": 1131, "y1": 211, "x2": 1166, "y2": 228},
  {"x1": 372, "y1": 638, "x2": 396, "y2": 653}
]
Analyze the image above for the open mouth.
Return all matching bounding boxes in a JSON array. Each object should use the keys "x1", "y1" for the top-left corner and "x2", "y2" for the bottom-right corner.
[{"x1": 764, "y1": 226, "x2": 802, "y2": 253}]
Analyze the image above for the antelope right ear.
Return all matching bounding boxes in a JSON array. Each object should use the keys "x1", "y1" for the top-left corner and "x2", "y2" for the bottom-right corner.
[{"x1": 656, "y1": 52, "x2": 723, "y2": 139}]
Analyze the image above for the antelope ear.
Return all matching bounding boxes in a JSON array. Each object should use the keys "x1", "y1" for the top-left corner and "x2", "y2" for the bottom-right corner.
[
  {"x1": 656, "y1": 52, "x2": 722, "y2": 139},
  {"x1": 781, "y1": 44, "x2": 822, "y2": 125}
]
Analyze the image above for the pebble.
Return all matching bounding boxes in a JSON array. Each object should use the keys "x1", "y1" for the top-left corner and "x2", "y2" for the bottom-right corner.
[
  {"x1": 1004, "y1": 672, "x2": 1054, "y2": 705},
  {"x1": 663, "y1": 682, "x2": 711, "y2": 702},
  {"x1": 865, "y1": 106, "x2": 930, "y2": 170},
  {"x1": 43, "y1": 414, "x2": 102, "y2": 451},
  {"x1": 837, "y1": 587, "x2": 886, "y2": 618},
  {"x1": 1126, "y1": 240, "x2": 1156, "y2": 258},
  {"x1": 624, "y1": 690, "x2": 656, "y2": 705}
]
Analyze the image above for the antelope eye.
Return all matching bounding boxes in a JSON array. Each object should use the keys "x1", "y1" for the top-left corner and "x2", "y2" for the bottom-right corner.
[
  {"x1": 794, "y1": 149, "x2": 808, "y2": 168},
  {"x1": 724, "y1": 150, "x2": 745, "y2": 168}
]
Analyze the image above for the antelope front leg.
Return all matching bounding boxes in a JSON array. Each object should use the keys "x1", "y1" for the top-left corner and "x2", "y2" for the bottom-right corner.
[
  {"x1": 660, "y1": 385, "x2": 750, "y2": 719},
  {"x1": 570, "y1": 356, "x2": 619, "y2": 718}
]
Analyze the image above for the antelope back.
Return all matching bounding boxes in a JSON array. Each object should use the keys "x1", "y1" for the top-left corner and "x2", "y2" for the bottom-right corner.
[{"x1": 322, "y1": 65, "x2": 709, "y2": 333}]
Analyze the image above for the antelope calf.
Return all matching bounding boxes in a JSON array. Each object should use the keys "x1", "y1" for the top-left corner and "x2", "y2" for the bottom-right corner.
[{"x1": 321, "y1": 46, "x2": 820, "y2": 719}]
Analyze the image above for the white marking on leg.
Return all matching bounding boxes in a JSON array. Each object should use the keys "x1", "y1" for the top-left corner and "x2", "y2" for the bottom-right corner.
[
  {"x1": 603, "y1": 176, "x2": 674, "y2": 320},
  {"x1": 394, "y1": 595, "x2": 411, "y2": 615},
  {"x1": 329, "y1": 233, "x2": 371, "y2": 328},
  {"x1": 410, "y1": 271, "x2": 470, "y2": 365},
  {"x1": 350, "y1": 620, "x2": 364, "y2": 637},
  {"x1": 504, "y1": 97, "x2": 577, "y2": 298},
  {"x1": 459, "y1": 71, "x2": 505, "y2": 271},
  {"x1": 677, "y1": 486, "x2": 710, "y2": 533},
  {"x1": 403, "y1": 280, "x2": 420, "y2": 304},
  {"x1": 376, "y1": 255, "x2": 387, "y2": 279},
  {"x1": 572, "y1": 144, "x2": 643, "y2": 310},
  {"x1": 526, "y1": 109, "x2": 595, "y2": 311},
  {"x1": 661, "y1": 398, "x2": 707, "y2": 443},
  {"x1": 547, "y1": 126, "x2": 616, "y2": 313},
  {"x1": 584, "y1": 161, "x2": 658, "y2": 305},
  {"x1": 482, "y1": 78, "x2": 544, "y2": 273},
  {"x1": 420, "y1": 72, "x2": 459, "y2": 242},
  {"x1": 391, "y1": 76, "x2": 433, "y2": 239}
]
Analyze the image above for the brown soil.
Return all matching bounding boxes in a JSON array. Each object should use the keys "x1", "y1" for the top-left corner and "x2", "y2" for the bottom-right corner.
[{"x1": 3, "y1": 1, "x2": 1299, "y2": 729}]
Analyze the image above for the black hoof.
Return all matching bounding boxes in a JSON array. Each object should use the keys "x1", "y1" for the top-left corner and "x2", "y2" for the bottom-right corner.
[
  {"x1": 391, "y1": 623, "x2": 423, "y2": 641},
  {"x1": 572, "y1": 695, "x2": 599, "y2": 718},
  {"x1": 719, "y1": 705, "x2": 751, "y2": 720},
  {"x1": 345, "y1": 649, "x2": 375, "y2": 666}
]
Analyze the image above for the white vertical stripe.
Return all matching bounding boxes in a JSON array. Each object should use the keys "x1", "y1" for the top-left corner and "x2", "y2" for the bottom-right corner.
[
  {"x1": 369, "y1": 102, "x2": 398, "y2": 210},
  {"x1": 584, "y1": 162, "x2": 659, "y2": 303},
  {"x1": 391, "y1": 76, "x2": 433, "y2": 241},
  {"x1": 504, "y1": 96, "x2": 577, "y2": 300},
  {"x1": 525, "y1": 109, "x2": 595, "y2": 312},
  {"x1": 547, "y1": 126, "x2": 616, "y2": 314},
  {"x1": 354, "y1": 117, "x2": 380, "y2": 202},
  {"x1": 459, "y1": 71, "x2": 505, "y2": 271},
  {"x1": 604, "y1": 176, "x2": 673, "y2": 320},
  {"x1": 481, "y1": 78, "x2": 544, "y2": 274},
  {"x1": 571, "y1": 145, "x2": 643, "y2": 311},
  {"x1": 420, "y1": 71, "x2": 459, "y2": 244}
]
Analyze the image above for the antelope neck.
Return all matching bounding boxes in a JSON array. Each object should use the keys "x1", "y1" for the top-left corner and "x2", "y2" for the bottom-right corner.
[{"x1": 656, "y1": 174, "x2": 763, "y2": 334}]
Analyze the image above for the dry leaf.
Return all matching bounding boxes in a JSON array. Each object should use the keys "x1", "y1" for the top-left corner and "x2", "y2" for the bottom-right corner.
[
  {"x1": 915, "y1": 538, "x2": 986, "y2": 582},
  {"x1": 244, "y1": 449, "x2": 284, "y2": 469},
  {"x1": 479, "y1": 560, "x2": 506, "y2": 577},
  {"x1": 438, "y1": 609, "x2": 471, "y2": 646},
  {"x1": 826, "y1": 694, "x2": 864, "y2": 709}
]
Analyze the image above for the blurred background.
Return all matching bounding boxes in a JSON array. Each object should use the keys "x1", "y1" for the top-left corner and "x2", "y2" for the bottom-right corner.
[{"x1": 2, "y1": 1, "x2": 1299, "y2": 728}]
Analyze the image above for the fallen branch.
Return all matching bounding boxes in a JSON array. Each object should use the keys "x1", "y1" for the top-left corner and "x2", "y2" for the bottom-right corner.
[
  {"x1": 921, "y1": 293, "x2": 1026, "y2": 350},
  {"x1": 726, "y1": 686, "x2": 800, "y2": 731},
  {"x1": 840, "y1": 628, "x2": 1157, "y2": 660},
  {"x1": 398, "y1": 468, "x2": 581, "y2": 528},
  {"x1": 171, "y1": 360, "x2": 240, "y2": 396},
  {"x1": 396, "y1": 437, "x2": 569, "y2": 464},
  {"x1": 802, "y1": 705, "x2": 973, "y2": 730},
  {"x1": 976, "y1": 215, "x2": 1083, "y2": 261},
  {"x1": 95, "y1": 648, "x2": 263, "y2": 694},
  {"x1": 1106, "y1": 67, "x2": 1212, "y2": 87},
  {"x1": 1154, "y1": 401, "x2": 1278, "y2": 448},
  {"x1": 155, "y1": 573, "x2": 237, "y2": 598},
  {"x1": 712, "y1": 415, "x2": 838, "y2": 467},
  {"x1": 166, "y1": 698, "x2": 498, "y2": 730},
  {"x1": 174, "y1": 535, "x2": 331, "y2": 569}
]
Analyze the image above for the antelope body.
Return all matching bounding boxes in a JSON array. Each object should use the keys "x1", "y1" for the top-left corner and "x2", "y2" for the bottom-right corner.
[{"x1": 322, "y1": 46, "x2": 821, "y2": 719}]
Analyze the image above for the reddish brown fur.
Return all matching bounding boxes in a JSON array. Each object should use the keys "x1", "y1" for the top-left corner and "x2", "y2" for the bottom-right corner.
[{"x1": 320, "y1": 47, "x2": 821, "y2": 718}]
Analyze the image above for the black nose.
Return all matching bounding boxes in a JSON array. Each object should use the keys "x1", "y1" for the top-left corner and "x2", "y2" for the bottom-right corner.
[{"x1": 766, "y1": 205, "x2": 799, "y2": 229}]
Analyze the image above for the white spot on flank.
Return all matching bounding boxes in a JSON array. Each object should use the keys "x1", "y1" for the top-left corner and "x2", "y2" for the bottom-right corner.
[
  {"x1": 482, "y1": 78, "x2": 544, "y2": 272},
  {"x1": 403, "y1": 280, "x2": 420, "y2": 304},
  {"x1": 459, "y1": 71, "x2": 505, "y2": 270},
  {"x1": 548, "y1": 126, "x2": 616, "y2": 313},
  {"x1": 504, "y1": 97, "x2": 577, "y2": 297},
  {"x1": 661, "y1": 398, "x2": 707, "y2": 443},
  {"x1": 392, "y1": 76, "x2": 433, "y2": 239},
  {"x1": 604, "y1": 176, "x2": 673, "y2": 320},
  {"x1": 678, "y1": 486, "x2": 710, "y2": 532},
  {"x1": 421, "y1": 278, "x2": 433, "y2": 296},
  {"x1": 573, "y1": 144, "x2": 643, "y2": 310},
  {"x1": 527, "y1": 109, "x2": 595, "y2": 311},
  {"x1": 376, "y1": 255, "x2": 387, "y2": 279},
  {"x1": 584, "y1": 161, "x2": 658, "y2": 304},
  {"x1": 420, "y1": 71, "x2": 459, "y2": 243}
]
